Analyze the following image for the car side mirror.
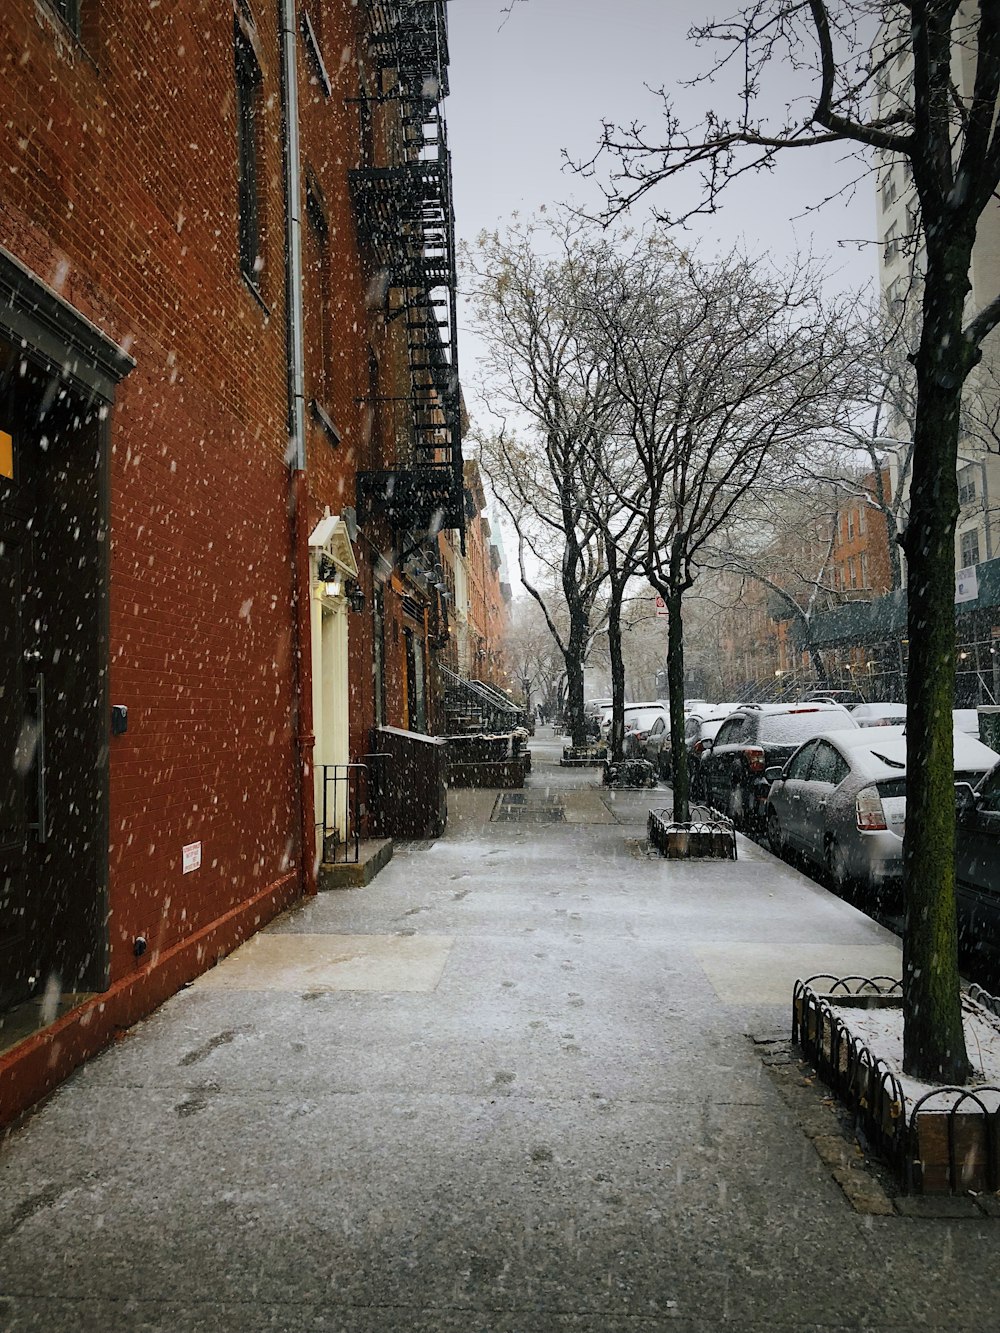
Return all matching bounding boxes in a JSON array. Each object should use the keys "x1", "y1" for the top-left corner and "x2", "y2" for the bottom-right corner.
[
  {"x1": 955, "y1": 782, "x2": 977, "y2": 816},
  {"x1": 764, "y1": 766, "x2": 784, "y2": 784}
]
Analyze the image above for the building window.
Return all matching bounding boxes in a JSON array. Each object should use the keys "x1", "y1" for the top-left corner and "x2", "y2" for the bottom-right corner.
[
  {"x1": 884, "y1": 222, "x2": 899, "y2": 265},
  {"x1": 960, "y1": 529, "x2": 981, "y2": 568},
  {"x1": 849, "y1": 559, "x2": 858, "y2": 589},
  {"x1": 234, "y1": 12, "x2": 264, "y2": 293},
  {"x1": 858, "y1": 504, "x2": 866, "y2": 536},
  {"x1": 847, "y1": 509, "x2": 855, "y2": 541},
  {"x1": 861, "y1": 553, "x2": 869, "y2": 588},
  {"x1": 958, "y1": 464, "x2": 978, "y2": 506},
  {"x1": 301, "y1": 10, "x2": 332, "y2": 96},
  {"x1": 48, "y1": 0, "x2": 81, "y2": 34},
  {"x1": 881, "y1": 173, "x2": 897, "y2": 212}
]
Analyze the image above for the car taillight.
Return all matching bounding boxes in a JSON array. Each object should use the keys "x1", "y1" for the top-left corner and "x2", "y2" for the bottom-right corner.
[
  {"x1": 635, "y1": 731, "x2": 648, "y2": 741},
  {"x1": 745, "y1": 747, "x2": 766, "y2": 774},
  {"x1": 856, "y1": 786, "x2": 888, "y2": 831},
  {"x1": 693, "y1": 740, "x2": 705, "y2": 754}
]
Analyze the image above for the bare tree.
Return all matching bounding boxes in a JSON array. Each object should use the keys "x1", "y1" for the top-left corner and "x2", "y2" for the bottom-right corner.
[
  {"x1": 588, "y1": 239, "x2": 853, "y2": 822},
  {"x1": 713, "y1": 485, "x2": 844, "y2": 683},
  {"x1": 465, "y1": 218, "x2": 620, "y2": 748},
  {"x1": 578, "y1": 0, "x2": 1000, "y2": 1084},
  {"x1": 505, "y1": 595, "x2": 565, "y2": 714}
]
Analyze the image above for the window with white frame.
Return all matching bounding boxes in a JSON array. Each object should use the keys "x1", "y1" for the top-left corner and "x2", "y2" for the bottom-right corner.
[
  {"x1": 958, "y1": 464, "x2": 978, "y2": 506},
  {"x1": 960, "y1": 528, "x2": 981, "y2": 568}
]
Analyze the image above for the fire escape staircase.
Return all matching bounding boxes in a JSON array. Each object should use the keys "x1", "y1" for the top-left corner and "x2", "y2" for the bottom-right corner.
[{"x1": 351, "y1": 0, "x2": 464, "y2": 543}]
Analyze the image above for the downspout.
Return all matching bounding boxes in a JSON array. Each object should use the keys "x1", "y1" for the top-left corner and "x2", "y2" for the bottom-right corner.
[{"x1": 280, "y1": 0, "x2": 317, "y2": 895}]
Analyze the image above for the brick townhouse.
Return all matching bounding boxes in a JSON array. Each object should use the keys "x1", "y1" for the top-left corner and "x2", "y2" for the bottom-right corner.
[{"x1": 0, "y1": 0, "x2": 465, "y2": 1124}]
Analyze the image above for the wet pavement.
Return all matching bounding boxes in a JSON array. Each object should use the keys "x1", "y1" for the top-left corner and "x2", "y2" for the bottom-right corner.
[{"x1": 1, "y1": 728, "x2": 997, "y2": 1330}]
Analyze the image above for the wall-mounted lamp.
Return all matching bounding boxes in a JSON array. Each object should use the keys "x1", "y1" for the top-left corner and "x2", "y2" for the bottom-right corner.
[{"x1": 347, "y1": 583, "x2": 366, "y2": 614}]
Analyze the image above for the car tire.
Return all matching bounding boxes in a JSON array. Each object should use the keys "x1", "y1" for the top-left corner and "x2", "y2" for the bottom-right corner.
[
  {"x1": 825, "y1": 838, "x2": 853, "y2": 896},
  {"x1": 728, "y1": 777, "x2": 745, "y2": 829},
  {"x1": 766, "y1": 807, "x2": 785, "y2": 858}
]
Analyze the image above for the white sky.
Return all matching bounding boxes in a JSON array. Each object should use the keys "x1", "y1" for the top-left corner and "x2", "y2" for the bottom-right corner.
[
  {"x1": 445, "y1": 0, "x2": 881, "y2": 589},
  {"x1": 447, "y1": 0, "x2": 879, "y2": 408}
]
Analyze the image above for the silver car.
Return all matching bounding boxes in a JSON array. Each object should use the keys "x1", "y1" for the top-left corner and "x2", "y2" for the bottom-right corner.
[{"x1": 765, "y1": 725, "x2": 999, "y2": 904}]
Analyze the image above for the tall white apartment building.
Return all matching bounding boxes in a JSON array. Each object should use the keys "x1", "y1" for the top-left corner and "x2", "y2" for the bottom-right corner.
[{"x1": 874, "y1": 9, "x2": 1000, "y2": 582}]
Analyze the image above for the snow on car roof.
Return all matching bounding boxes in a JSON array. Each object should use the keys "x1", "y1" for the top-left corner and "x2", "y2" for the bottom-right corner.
[
  {"x1": 851, "y1": 702, "x2": 907, "y2": 719},
  {"x1": 817, "y1": 724, "x2": 999, "y2": 778}
]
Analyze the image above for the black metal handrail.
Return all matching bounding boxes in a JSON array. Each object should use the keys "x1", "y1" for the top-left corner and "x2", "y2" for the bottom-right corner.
[
  {"x1": 319, "y1": 763, "x2": 367, "y2": 864},
  {"x1": 318, "y1": 754, "x2": 393, "y2": 865}
]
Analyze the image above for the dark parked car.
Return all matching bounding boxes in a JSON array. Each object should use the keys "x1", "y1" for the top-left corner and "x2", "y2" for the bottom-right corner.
[
  {"x1": 698, "y1": 702, "x2": 857, "y2": 830},
  {"x1": 955, "y1": 761, "x2": 1000, "y2": 965},
  {"x1": 661, "y1": 704, "x2": 742, "y2": 782}
]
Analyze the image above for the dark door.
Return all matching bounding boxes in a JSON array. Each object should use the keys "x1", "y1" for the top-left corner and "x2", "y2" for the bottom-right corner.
[
  {"x1": 1, "y1": 357, "x2": 43, "y2": 1009},
  {"x1": 0, "y1": 345, "x2": 107, "y2": 1014}
]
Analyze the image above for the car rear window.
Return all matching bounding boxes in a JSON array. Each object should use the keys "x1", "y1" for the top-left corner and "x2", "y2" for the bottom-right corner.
[
  {"x1": 626, "y1": 709, "x2": 664, "y2": 729},
  {"x1": 876, "y1": 778, "x2": 907, "y2": 799},
  {"x1": 760, "y1": 710, "x2": 851, "y2": 745}
]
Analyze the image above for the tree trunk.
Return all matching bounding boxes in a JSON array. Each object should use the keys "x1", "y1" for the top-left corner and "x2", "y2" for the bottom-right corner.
[
  {"x1": 565, "y1": 610, "x2": 589, "y2": 749},
  {"x1": 607, "y1": 582, "x2": 627, "y2": 762},
  {"x1": 900, "y1": 240, "x2": 973, "y2": 1084},
  {"x1": 666, "y1": 581, "x2": 690, "y2": 822}
]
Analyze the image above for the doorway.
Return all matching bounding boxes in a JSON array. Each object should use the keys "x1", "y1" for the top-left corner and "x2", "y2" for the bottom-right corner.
[{"x1": 0, "y1": 340, "x2": 110, "y2": 1015}]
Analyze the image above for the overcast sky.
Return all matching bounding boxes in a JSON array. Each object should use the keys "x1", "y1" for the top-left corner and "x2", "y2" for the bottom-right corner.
[{"x1": 447, "y1": 0, "x2": 879, "y2": 411}]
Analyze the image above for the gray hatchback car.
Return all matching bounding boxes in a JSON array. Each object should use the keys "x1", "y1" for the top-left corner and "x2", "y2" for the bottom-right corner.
[{"x1": 765, "y1": 725, "x2": 999, "y2": 905}]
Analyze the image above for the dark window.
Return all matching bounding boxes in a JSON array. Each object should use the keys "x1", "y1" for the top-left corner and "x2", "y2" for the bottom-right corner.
[
  {"x1": 714, "y1": 717, "x2": 743, "y2": 747},
  {"x1": 785, "y1": 742, "x2": 817, "y2": 781},
  {"x1": 958, "y1": 465, "x2": 978, "y2": 506},
  {"x1": 809, "y1": 742, "x2": 849, "y2": 786},
  {"x1": 301, "y1": 9, "x2": 332, "y2": 96},
  {"x1": 50, "y1": 0, "x2": 81, "y2": 35},
  {"x1": 234, "y1": 16, "x2": 264, "y2": 292},
  {"x1": 978, "y1": 766, "x2": 1000, "y2": 814},
  {"x1": 960, "y1": 528, "x2": 981, "y2": 569}
]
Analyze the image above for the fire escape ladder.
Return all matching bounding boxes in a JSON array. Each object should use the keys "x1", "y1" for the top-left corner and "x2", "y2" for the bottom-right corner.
[{"x1": 351, "y1": 0, "x2": 465, "y2": 545}]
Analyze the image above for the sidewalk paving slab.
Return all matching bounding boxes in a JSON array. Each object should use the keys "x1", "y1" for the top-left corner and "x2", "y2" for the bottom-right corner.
[{"x1": 3, "y1": 727, "x2": 999, "y2": 1333}]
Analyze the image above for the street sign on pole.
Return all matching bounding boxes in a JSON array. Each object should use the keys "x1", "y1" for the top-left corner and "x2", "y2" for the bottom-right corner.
[{"x1": 654, "y1": 594, "x2": 667, "y2": 618}]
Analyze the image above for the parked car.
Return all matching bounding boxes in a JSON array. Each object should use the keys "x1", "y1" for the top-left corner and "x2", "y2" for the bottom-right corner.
[
  {"x1": 851, "y1": 702, "x2": 907, "y2": 728},
  {"x1": 621, "y1": 705, "x2": 670, "y2": 759},
  {"x1": 955, "y1": 760, "x2": 1000, "y2": 965},
  {"x1": 698, "y1": 702, "x2": 858, "y2": 830},
  {"x1": 585, "y1": 697, "x2": 612, "y2": 738},
  {"x1": 601, "y1": 701, "x2": 662, "y2": 743},
  {"x1": 656, "y1": 703, "x2": 742, "y2": 781},
  {"x1": 765, "y1": 726, "x2": 999, "y2": 904}
]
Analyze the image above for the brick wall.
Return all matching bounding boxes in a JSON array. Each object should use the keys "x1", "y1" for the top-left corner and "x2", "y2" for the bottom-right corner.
[{"x1": 2, "y1": 1, "x2": 300, "y2": 982}]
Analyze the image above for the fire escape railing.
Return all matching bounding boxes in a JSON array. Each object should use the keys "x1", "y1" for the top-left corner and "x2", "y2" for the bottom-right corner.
[{"x1": 351, "y1": 0, "x2": 464, "y2": 544}]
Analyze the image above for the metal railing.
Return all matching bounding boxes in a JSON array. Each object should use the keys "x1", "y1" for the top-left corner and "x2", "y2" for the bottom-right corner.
[
  {"x1": 318, "y1": 753, "x2": 392, "y2": 864},
  {"x1": 440, "y1": 663, "x2": 524, "y2": 734}
]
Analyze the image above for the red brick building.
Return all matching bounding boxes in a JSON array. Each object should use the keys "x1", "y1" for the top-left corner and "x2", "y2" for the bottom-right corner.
[{"x1": 0, "y1": 0, "x2": 464, "y2": 1123}]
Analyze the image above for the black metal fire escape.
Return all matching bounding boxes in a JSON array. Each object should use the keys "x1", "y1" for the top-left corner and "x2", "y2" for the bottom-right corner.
[{"x1": 351, "y1": 0, "x2": 465, "y2": 546}]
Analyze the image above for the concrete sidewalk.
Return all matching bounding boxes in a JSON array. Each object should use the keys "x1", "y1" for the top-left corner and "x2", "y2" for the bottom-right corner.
[{"x1": 0, "y1": 729, "x2": 994, "y2": 1330}]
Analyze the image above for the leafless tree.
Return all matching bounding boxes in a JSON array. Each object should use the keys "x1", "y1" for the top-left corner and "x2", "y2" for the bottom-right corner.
[
  {"x1": 465, "y1": 218, "x2": 621, "y2": 749},
  {"x1": 586, "y1": 238, "x2": 853, "y2": 821},
  {"x1": 578, "y1": 0, "x2": 1000, "y2": 1084}
]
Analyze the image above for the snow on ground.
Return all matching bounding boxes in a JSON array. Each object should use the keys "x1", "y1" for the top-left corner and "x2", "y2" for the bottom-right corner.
[{"x1": 829, "y1": 994, "x2": 1000, "y2": 1111}]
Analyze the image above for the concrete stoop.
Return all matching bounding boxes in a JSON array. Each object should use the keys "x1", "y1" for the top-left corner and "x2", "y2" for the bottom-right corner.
[{"x1": 317, "y1": 837, "x2": 393, "y2": 890}]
